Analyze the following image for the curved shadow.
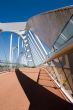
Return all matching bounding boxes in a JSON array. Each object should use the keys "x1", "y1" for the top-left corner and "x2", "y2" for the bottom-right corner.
[{"x1": 15, "y1": 69, "x2": 73, "y2": 110}]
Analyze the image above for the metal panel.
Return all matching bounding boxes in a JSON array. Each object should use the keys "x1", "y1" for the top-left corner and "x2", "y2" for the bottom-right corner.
[{"x1": 27, "y1": 6, "x2": 73, "y2": 48}]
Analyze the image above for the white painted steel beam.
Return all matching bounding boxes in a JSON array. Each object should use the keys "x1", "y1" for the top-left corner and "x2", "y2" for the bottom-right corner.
[
  {"x1": 9, "y1": 33, "x2": 13, "y2": 62},
  {"x1": 0, "y1": 22, "x2": 26, "y2": 32}
]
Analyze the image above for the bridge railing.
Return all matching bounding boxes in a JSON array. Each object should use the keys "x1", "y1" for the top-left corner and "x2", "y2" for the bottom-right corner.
[{"x1": 0, "y1": 61, "x2": 28, "y2": 72}]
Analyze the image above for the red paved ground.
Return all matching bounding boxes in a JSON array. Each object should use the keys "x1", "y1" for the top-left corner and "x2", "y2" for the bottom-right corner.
[
  {"x1": 0, "y1": 68, "x2": 73, "y2": 110},
  {"x1": 0, "y1": 68, "x2": 39, "y2": 110}
]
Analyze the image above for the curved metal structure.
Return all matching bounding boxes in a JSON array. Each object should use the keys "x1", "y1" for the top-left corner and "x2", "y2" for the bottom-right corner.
[{"x1": 0, "y1": 6, "x2": 73, "y2": 106}]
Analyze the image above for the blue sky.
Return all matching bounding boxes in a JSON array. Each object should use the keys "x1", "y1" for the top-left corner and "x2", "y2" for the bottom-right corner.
[
  {"x1": 0, "y1": 0, "x2": 73, "y2": 63},
  {"x1": 0, "y1": 0, "x2": 73, "y2": 22}
]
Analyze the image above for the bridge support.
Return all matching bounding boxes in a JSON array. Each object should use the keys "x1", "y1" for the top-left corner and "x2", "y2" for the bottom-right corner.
[{"x1": 9, "y1": 33, "x2": 13, "y2": 63}]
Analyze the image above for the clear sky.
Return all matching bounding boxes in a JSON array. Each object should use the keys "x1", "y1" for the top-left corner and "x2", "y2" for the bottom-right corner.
[
  {"x1": 0, "y1": 0, "x2": 73, "y2": 64},
  {"x1": 0, "y1": 0, "x2": 73, "y2": 22}
]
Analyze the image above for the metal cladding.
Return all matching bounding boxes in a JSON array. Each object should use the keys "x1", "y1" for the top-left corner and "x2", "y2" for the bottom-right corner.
[{"x1": 27, "y1": 6, "x2": 73, "y2": 48}]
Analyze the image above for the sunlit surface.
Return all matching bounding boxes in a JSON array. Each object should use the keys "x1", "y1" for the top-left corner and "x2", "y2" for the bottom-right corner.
[{"x1": 0, "y1": 5, "x2": 73, "y2": 110}]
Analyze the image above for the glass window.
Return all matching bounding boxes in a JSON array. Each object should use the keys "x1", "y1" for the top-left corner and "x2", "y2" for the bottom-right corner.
[
  {"x1": 54, "y1": 35, "x2": 66, "y2": 48},
  {"x1": 62, "y1": 21, "x2": 73, "y2": 40},
  {"x1": 54, "y1": 16, "x2": 73, "y2": 49}
]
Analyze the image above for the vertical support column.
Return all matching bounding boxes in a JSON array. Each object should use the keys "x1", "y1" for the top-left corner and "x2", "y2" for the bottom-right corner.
[
  {"x1": 9, "y1": 32, "x2": 13, "y2": 63},
  {"x1": 18, "y1": 36, "x2": 20, "y2": 57}
]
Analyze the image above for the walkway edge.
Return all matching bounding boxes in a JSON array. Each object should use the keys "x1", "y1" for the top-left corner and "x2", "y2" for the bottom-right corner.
[{"x1": 41, "y1": 67, "x2": 73, "y2": 103}]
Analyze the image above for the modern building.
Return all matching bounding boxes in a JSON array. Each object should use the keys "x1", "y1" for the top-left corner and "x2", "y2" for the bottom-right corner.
[{"x1": 0, "y1": 5, "x2": 73, "y2": 110}]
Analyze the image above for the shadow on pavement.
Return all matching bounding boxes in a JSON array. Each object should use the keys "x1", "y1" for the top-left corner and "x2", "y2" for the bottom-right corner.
[{"x1": 15, "y1": 69, "x2": 73, "y2": 110}]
